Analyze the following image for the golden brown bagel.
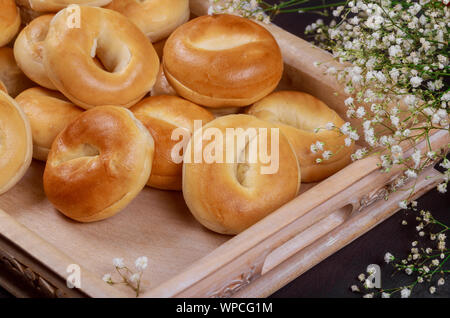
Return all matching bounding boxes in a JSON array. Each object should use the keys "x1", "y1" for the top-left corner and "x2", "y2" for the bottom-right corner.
[
  {"x1": 16, "y1": 87, "x2": 83, "y2": 161},
  {"x1": 16, "y1": 0, "x2": 112, "y2": 12},
  {"x1": 105, "y1": 0, "x2": 190, "y2": 42},
  {"x1": 14, "y1": 15, "x2": 56, "y2": 90},
  {"x1": 130, "y1": 95, "x2": 215, "y2": 190},
  {"x1": 0, "y1": 47, "x2": 34, "y2": 98},
  {"x1": 163, "y1": 14, "x2": 283, "y2": 108},
  {"x1": 43, "y1": 106, "x2": 154, "y2": 222},
  {"x1": 183, "y1": 114, "x2": 300, "y2": 235},
  {"x1": 44, "y1": 6, "x2": 159, "y2": 109},
  {"x1": 0, "y1": 0, "x2": 20, "y2": 47},
  {"x1": 0, "y1": 90, "x2": 33, "y2": 195},
  {"x1": 247, "y1": 91, "x2": 354, "y2": 182}
]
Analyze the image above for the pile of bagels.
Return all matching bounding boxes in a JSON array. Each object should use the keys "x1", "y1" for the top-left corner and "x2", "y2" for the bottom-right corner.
[{"x1": 0, "y1": 0, "x2": 354, "y2": 235}]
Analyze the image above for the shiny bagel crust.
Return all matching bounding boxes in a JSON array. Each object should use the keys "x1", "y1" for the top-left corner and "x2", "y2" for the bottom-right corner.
[
  {"x1": 44, "y1": 6, "x2": 159, "y2": 109},
  {"x1": 130, "y1": 95, "x2": 215, "y2": 190},
  {"x1": 183, "y1": 114, "x2": 300, "y2": 235},
  {"x1": 15, "y1": 87, "x2": 83, "y2": 161},
  {"x1": 0, "y1": 0, "x2": 20, "y2": 47},
  {"x1": 247, "y1": 91, "x2": 354, "y2": 182},
  {"x1": 14, "y1": 15, "x2": 56, "y2": 90},
  {"x1": 163, "y1": 14, "x2": 283, "y2": 108},
  {"x1": 16, "y1": 0, "x2": 112, "y2": 12},
  {"x1": 105, "y1": 0, "x2": 190, "y2": 42},
  {"x1": 0, "y1": 90, "x2": 33, "y2": 195},
  {"x1": 43, "y1": 106, "x2": 155, "y2": 222},
  {"x1": 0, "y1": 47, "x2": 34, "y2": 98}
]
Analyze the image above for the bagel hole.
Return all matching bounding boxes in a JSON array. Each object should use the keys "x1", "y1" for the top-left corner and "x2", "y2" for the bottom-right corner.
[
  {"x1": 91, "y1": 35, "x2": 131, "y2": 73},
  {"x1": 234, "y1": 133, "x2": 258, "y2": 188}
]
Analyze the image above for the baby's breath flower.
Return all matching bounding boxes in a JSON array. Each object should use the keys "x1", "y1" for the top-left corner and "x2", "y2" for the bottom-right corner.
[
  {"x1": 113, "y1": 258, "x2": 125, "y2": 269},
  {"x1": 135, "y1": 256, "x2": 148, "y2": 271},
  {"x1": 322, "y1": 150, "x2": 332, "y2": 160},
  {"x1": 358, "y1": 273, "x2": 365, "y2": 282},
  {"x1": 384, "y1": 252, "x2": 395, "y2": 264},
  {"x1": 401, "y1": 288, "x2": 411, "y2": 298},
  {"x1": 399, "y1": 200, "x2": 408, "y2": 210},
  {"x1": 437, "y1": 183, "x2": 447, "y2": 193},
  {"x1": 350, "y1": 284, "x2": 360, "y2": 292},
  {"x1": 102, "y1": 274, "x2": 112, "y2": 284}
]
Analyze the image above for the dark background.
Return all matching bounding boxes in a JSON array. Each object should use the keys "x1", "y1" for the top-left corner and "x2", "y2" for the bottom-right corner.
[{"x1": 0, "y1": 3, "x2": 448, "y2": 299}]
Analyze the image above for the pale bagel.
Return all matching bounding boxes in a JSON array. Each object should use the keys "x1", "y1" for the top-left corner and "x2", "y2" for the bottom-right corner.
[
  {"x1": 105, "y1": 0, "x2": 190, "y2": 42},
  {"x1": 183, "y1": 114, "x2": 300, "y2": 235},
  {"x1": 163, "y1": 14, "x2": 283, "y2": 108},
  {"x1": 14, "y1": 15, "x2": 56, "y2": 90},
  {"x1": 44, "y1": 6, "x2": 159, "y2": 109},
  {"x1": 0, "y1": 47, "x2": 34, "y2": 98},
  {"x1": 247, "y1": 91, "x2": 354, "y2": 182},
  {"x1": 15, "y1": 87, "x2": 84, "y2": 161},
  {"x1": 130, "y1": 95, "x2": 215, "y2": 190},
  {"x1": 0, "y1": 90, "x2": 33, "y2": 195},
  {"x1": 0, "y1": 0, "x2": 21, "y2": 47},
  {"x1": 43, "y1": 106, "x2": 155, "y2": 222}
]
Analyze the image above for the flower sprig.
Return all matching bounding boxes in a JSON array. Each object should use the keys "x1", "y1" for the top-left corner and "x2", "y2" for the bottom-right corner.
[
  {"x1": 103, "y1": 256, "x2": 148, "y2": 297},
  {"x1": 306, "y1": 0, "x2": 449, "y2": 205},
  {"x1": 351, "y1": 209, "x2": 449, "y2": 298}
]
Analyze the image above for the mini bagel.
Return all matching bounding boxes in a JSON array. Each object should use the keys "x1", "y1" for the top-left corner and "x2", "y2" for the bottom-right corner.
[
  {"x1": 105, "y1": 0, "x2": 190, "y2": 43},
  {"x1": 44, "y1": 6, "x2": 159, "y2": 109},
  {"x1": 183, "y1": 114, "x2": 300, "y2": 235},
  {"x1": 0, "y1": 47, "x2": 34, "y2": 98},
  {"x1": 163, "y1": 14, "x2": 283, "y2": 108},
  {"x1": 14, "y1": 15, "x2": 56, "y2": 90},
  {"x1": 0, "y1": 0, "x2": 20, "y2": 47},
  {"x1": 16, "y1": 0, "x2": 112, "y2": 12},
  {"x1": 131, "y1": 95, "x2": 215, "y2": 190},
  {"x1": 43, "y1": 106, "x2": 155, "y2": 222},
  {"x1": 247, "y1": 91, "x2": 354, "y2": 182},
  {"x1": 0, "y1": 90, "x2": 33, "y2": 195},
  {"x1": 16, "y1": 87, "x2": 83, "y2": 161}
]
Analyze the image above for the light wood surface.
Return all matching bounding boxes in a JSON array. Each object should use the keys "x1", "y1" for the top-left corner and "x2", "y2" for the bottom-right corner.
[{"x1": 0, "y1": 0, "x2": 447, "y2": 298}]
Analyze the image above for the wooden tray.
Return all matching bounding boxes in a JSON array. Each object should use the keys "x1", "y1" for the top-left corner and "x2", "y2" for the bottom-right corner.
[{"x1": 0, "y1": 0, "x2": 448, "y2": 298}]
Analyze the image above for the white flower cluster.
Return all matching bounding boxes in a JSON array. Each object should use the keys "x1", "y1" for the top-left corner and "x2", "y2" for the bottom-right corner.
[
  {"x1": 352, "y1": 208, "x2": 449, "y2": 298},
  {"x1": 208, "y1": 0, "x2": 270, "y2": 23},
  {"x1": 307, "y1": 0, "x2": 449, "y2": 202},
  {"x1": 103, "y1": 256, "x2": 149, "y2": 297}
]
